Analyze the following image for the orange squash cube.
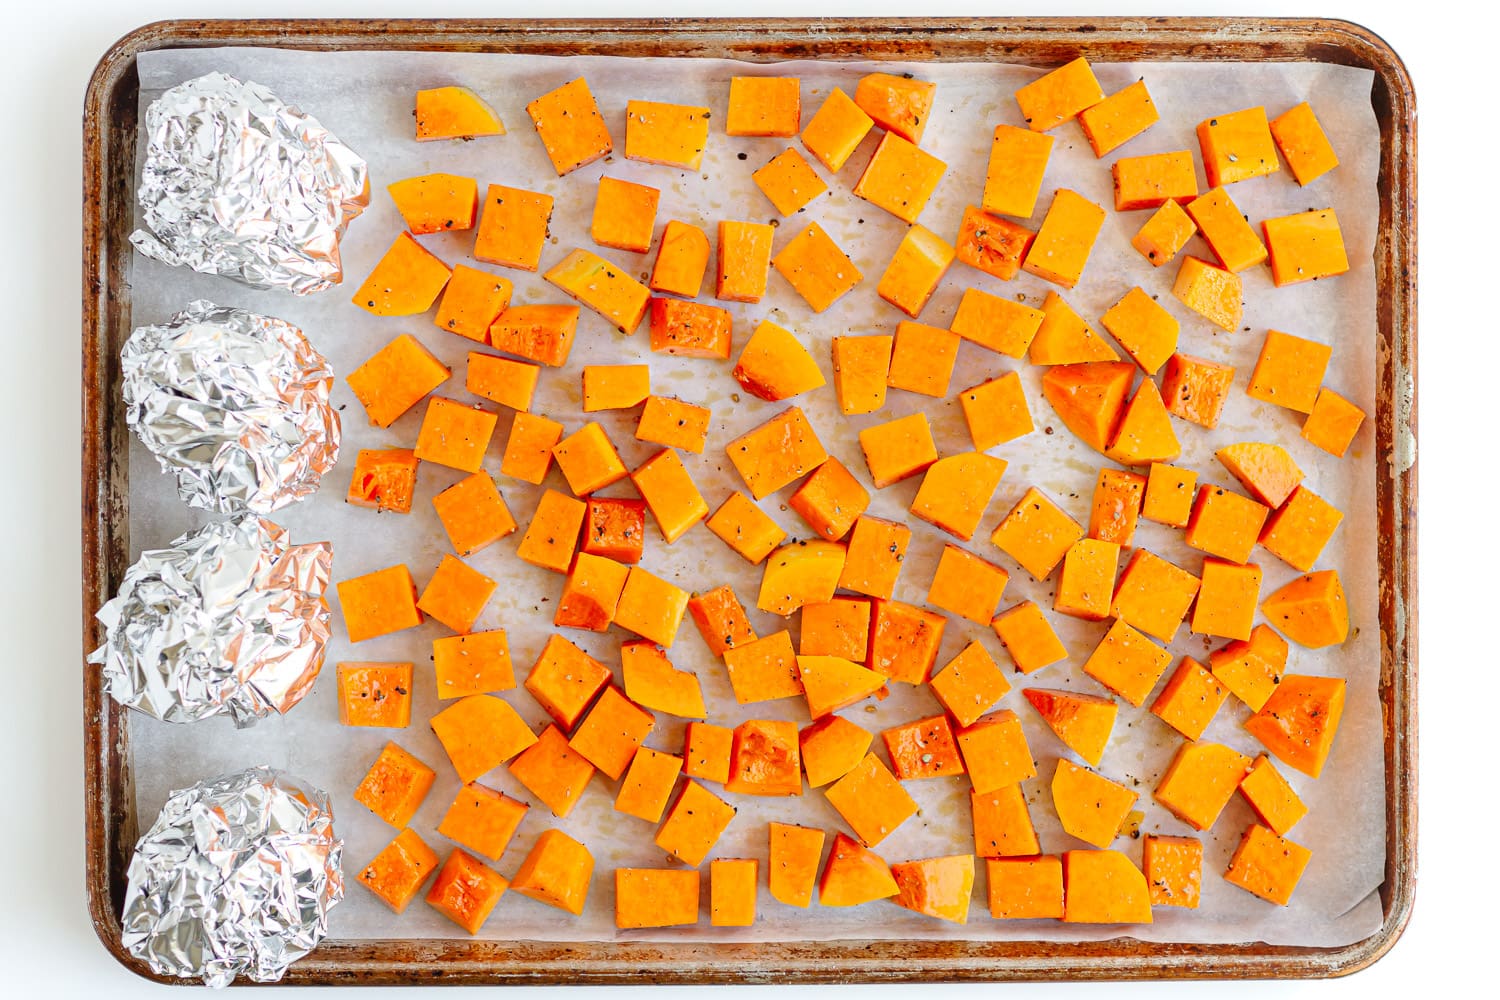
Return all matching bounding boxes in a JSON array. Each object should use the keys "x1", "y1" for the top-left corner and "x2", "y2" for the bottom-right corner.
[
  {"x1": 435, "y1": 264, "x2": 511, "y2": 342},
  {"x1": 1246, "y1": 329, "x2": 1331, "y2": 415},
  {"x1": 883, "y1": 714, "x2": 964, "y2": 780},
  {"x1": 867, "y1": 599, "x2": 946, "y2": 685},
  {"x1": 615, "y1": 565, "x2": 690, "y2": 646},
  {"x1": 413, "y1": 397, "x2": 497, "y2": 475},
  {"x1": 591, "y1": 176, "x2": 660, "y2": 254},
  {"x1": 1208, "y1": 624, "x2": 1289, "y2": 713},
  {"x1": 1031, "y1": 290, "x2": 1120, "y2": 366},
  {"x1": 990, "y1": 486, "x2": 1084, "y2": 581},
  {"x1": 687, "y1": 585, "x2": 757, "y2": 657},
  {"x1": 796, "y1": 655, "x2": 886, "y2": 720},
  {"x1": 930, "y1": 641, "x2": 1010, "y2": 729},
  {"x1": 347, "y1": 448, "x2": 419, "y2": 514},
  {"x1": 758, "y1": 540, "x2": 847, "y2": 617},
  {"x1": 752, "y1": 146, "x2": 828, "y2": 216},
  {"x1": 787, "y1": 458, "x2": 868, "y2": 542},
  {"x1": 983, "y1": 124, "x2": 1054, "y2": 219},
  {"x1": 1143, "y1": 835, "x2": 1202, "y2": 908},
  {"x1": 1016, "y1": 56, "x2": 1104, "y2": 131},
  {"x1": 800, "y1": 597, "x2": 872, "y2": 661},
  {"x1": 431, "y1": 694, "x2": 537, "y2": 783},
  {"x1": 717, "y1": 220, "x2": 776, "y2": 303},
  {"x1": 824, "y1": 753, "x2": 919, "y2": 848},
  {"x1": 726, "y1": 718, "x2": 803, "y2": 796},
  {"x1": 625, "y1": 99, "x2": 711, "y2": 170},
  {"x1": 706, "y1": 492, "x2": 786, "y2": 565},
  {"x1": 649, "y1": 219, "x2": 711, "y2": 298},
  {"x1": 1022, "y1": 189, "x2": 1105, "y2": 289},
  {"x1": 1054, "y1": 537, "x2": 1120, "y2": 622},
  {"x1": 892, "y1": 855, "x2": 976, "y2": 924},
  {"x1": 417, "y1": 554, "x2": 495, "y2": 633},
  {"x1": 354, "y1": 741, "x2": 435, "y2": 827},
  {"x1": 621, "y1": 640, "x2": 706, "y2": 719},
  {"x1": 358, "y1": 829, "x2": 439, "y2": 914},
  {"x1": 552, "y1": 422, "x2": 628, "y2": 496},
  {"x1": 1224, "y1": 824, "x2": 1311, "y2": 905},
  {"x1": 436, "y1": 783, "x2": 527, "y2": 861},
  {"x1": 489, "y1": 304, "x2": 579, "y2": 367},
  {"x1": 1112, "y1": 150, "x2": 1197, "y2": 211},
  {"x1": 337, "y1": 564, "x2": 422, "y2": 643},
  {"x1": 508, "y1": 723, "x2": 596, "y2": 818},
  {"x1": 710, "y1": 858, "x2": 759, "y2": 927},
  {"x1": 1185, "y1": 484, "x2": 1270, "y2": 564},
  {"x1": 1172, "y1": 256, "x2": 1243, "y2": 333},
  {"x1": 858, "y1": 411, "x2": 937, "y2": 489},
  {"x1": 649, "y1": 296, "x2": 734, "y2": 359},
  {"x1": 1040, "y1": 361, "x2": 1135, "y2": 452},
  {"x1": 1082, "y1": 619, "x2": 1172, "y2": 707},
  {"x1": 1131, "y1": 199, "x2": 1197, "y2": 267},
  {"x1": 972, "y1": 785, "x2": 1040, "y2": 858},
  {"x1": 432, "y1": 472, "x2": 516, "y2": 557},
  {"x1": 1062, "y1": 850, "x2": 1152, "y2": 924},
  {"x1": 734, "y1": 320, "x2": 827, "y2": 402},
  {"x1": 1078, "y1": 79, "x2": 1158, "y2": 156},
  {"x1": 800, "y1": 716, "x2": 875, "y2": 788},
  {"x1": 1154, "y1": 741, "x2": 1254, "y2": 830},
  {"x1": 1215, "y1": 441, "x2": 1304, "y2": 509},
  {"x1": 545, "y1": 248, "x2": 652, "y2": 335},
  {"x1": 853, "y1": 132, "x2": 947, "y2": 225},
  {"x1": 1239, "y1": 754, "x2": 1309, "y2": 836},
  {"x1": 511, "y1": 829, "x2": 594, "y2": 915},
  {"x1": 887, "y1": 320, "x2": 960, "y2": 397},
  {"x1": 800, "y1": 87, "x2": 874, "y2": 173},
  {"x1": 1302, "y1": 387, "x2": 1366, "y2": 457},
  {"x1": 616, "y1": 868, "x2": 701, "y2": 928},
  {"x1": 684, "y1": 721, "x2": 734, "y2": 784},
  {"x1": 1198, "y1": 106, "x2": 1279, "y2": 187},
  {"x1": 723, "y1": 630, "x2": 803, "y2": 705},
  {"x1": 426, "y1": 849, "x2": 508, "y2": 935},
  {"x1": 769, "y1": 822, "x2": 828, "y2": 908},
  {"x1": 554, "y1": 552, "x2": 629, "y2": 632},
  {"x1": 877, "y1": 224, "x2": 955, "y2": 318},
  {"x1": 656, "y1": 780, "x2": 737, "y2": 865},
  {"x1": 988, "y1": 855, "x2": 1063, "y2": 919},
  {"x1": 772, "y1": 221, "x2": 863, "y2": 313},
  {"x1": 473, "y1": 183, "x2": 554, "y2": 272},
  {"x1": 838, "y1": 515, "x2": 911, "y2": 600},
  {"x1": 467, "y1": 352, "x2": 539, "y2": 412},
  {"x1": 352, "y1": 232, "x2": 452, "y2": 317},
  {"x1": 949, "y1": 287, "x2": 1045, "y2": 358},
  {"x1": 954, "y1": 205, "x2": 1036, "y2": 282},
  {"x1": 635, "y1": 395, "x2": 711, "y2": 454},
  {"x1": 1186, "y1": 187, "x2": 1268, "y2": 273},
  {"x1": 433, "y1": 629, "x2": 514, "y2": 700},
  {"x1": 581, "y1": 496, "x2": 647, "y2": 565},
  {"x1": 526, "y1": 77, "x2": 612, "y2": 176},
  {"x1": 854, "y1": 71, "x2": 936, "y2": 144},
  {"x1": 415, "y1": 86, "x2": 504, "y2": 141},
  {"x1": 615, "y1": 746, "x2": 684, "y2": 823},
  {"x1": 389, "y1": 172, "x2": 479, "y2": 236},
  {"x1": 515, "y1": 488, "x2": 586, "y2": 574},
  {"x1": 727, "y1": 406, "x2": 829, "y2": 500},
  {"x1": 338, "y1": 662, "x2": 413, "y2": 728},
  {"x1": 1111, "y1": 548, "x2": 1200, "y2": 643},
  {"x1": 1023, "y1": 688, "x2": 1118, "y2": 767},
  {"x1": 1088, "y1": 468, "x2": 1146, "y2": 546},
  {"x1": 831, "y1": 334, "x2": 893, "y2": 415},
  {"x1": 1052, "y1": 759, "x2": 1137, "y2": 848},
  {"x1": 631, "y1": 448, "x2": 709, "y2": 544},
  {"x1": 1192, "y1": 559, "x2": 1262, "y2": 640},
  {"x1": 957, "y1": 710, "x2": 1035, "y2": 794},
  {"x1": 1161, "y1": 352, "x2": 1235, "y2": 429},
  {"x1": 1100, "y1": 287, "x2": 1179, "y2": 376},
  {"x1": 1270, "y1": 102, "x2": 1339, "y2": 186},
  {"x1": 1261, "y1": 570, "x2": 1350, "y2": 649},
  {"x1": 346, "y1": 334, "x2": 450, "y2": 429},
  {"x1": 1142, "y1": 462, "x2": 1198, "y2": 527},
  {"x1": 960, "y1": 373, "x2": 1034, "y2": 451},
  {"x1": 567, "y1": 685, "x2": 655, "y2": 780},
  {"x1": 927, "y1": 544, "x2": 1010, "y2": 625},
  {"x1": 1261, "y1": 485, "x2": 1344, "y2": 572},
  {"x1": 727, "y1": 76, "x2": 801, "y2": 137},
  {"x1": 581, "y1": 364, "x2": 650, "y2": 412},
  {"x1": 1151, "y1": 656, "x2": 1230, "y2": 741},
  {"x1": 990, "y1": 600, "x2": 1067, "y2": 675}
]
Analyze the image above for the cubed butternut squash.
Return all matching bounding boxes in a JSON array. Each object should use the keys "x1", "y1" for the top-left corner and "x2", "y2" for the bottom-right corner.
[{"x1": 526, "y1": 77, "x2": 611, "y2": 175}]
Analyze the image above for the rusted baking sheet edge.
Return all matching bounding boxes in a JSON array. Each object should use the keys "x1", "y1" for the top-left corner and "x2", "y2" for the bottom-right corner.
[{"x1": 82, "y1": 16, "x2": 1416, "y2": 985}]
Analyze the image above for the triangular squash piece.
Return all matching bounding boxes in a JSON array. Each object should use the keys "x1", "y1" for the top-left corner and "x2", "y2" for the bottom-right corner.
[
  {"x1": 734, "y1": 320, "x2": 827, "y2": 401},
  {"x1": 1105, "y1": 378, "x2": 1181, "y2": 465},
  {"x1": 818, "y1": 832, "x2": 899, "y2": 906},
  {"x1": 621, "y1": 641, "x2": 707, "y2": 719},
  {"x1": 1244, "y1": 674, "x2": 1346, "y2": 778},
  {"x1": 800, "y1": 715, "x2": 875, "y2": 787},
  {"x1": 1030, "y1": 291, "x2": 1122, "y2": 365},
  {"x1": 1216, "y1": 442, "x2": 1305, "y2": 508},
  {"x1": 1260, "y1": 570, "x2": 1349, "y2": 648},
  {"x1": 891, "y1": 855, "x2": 976, "y2": 924},
  {"x1": 854, "y1": 72, "x2": 938, "y2": 145},
  {"x1": 416, "y1": 86, "x2": 506, "y2": 141},
  {"x1": 797, "y1": 655, "x2": 888, "y2": 719},
  {"x1": 1023, "y1": 688, "x2": 1119, "y2": 767},
  {"x1": 1041, "y1": 362, "x2": 1135, "y2": 452}
]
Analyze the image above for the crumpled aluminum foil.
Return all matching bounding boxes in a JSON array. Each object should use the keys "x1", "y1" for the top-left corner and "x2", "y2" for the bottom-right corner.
[
  {"x1": 123, "y1": 300, "x2": 340, "y2": 513},
  {"x1": 121, "y1": 766, "x2": 343, "y2": 988},
  {"x1": 131, "y1": 71, "x2": 369, "y2": 294},
  {"x1": 88, "y1": 514, "x2": 332, "y2": 726}
]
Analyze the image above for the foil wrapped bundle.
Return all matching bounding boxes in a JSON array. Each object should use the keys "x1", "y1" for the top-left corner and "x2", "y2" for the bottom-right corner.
[
  {"x1": 123, "y1": 300, "x2": 340, "y2": 513},
  {"x1": 121, "y1": 767, "x2": 342, "y2": 987},
  {"x1": 89, "y1": 514, "x2": 332, "y2": 726},
  {"x1": 131, "y1": 71, "x2": 368, "y2": 294}
]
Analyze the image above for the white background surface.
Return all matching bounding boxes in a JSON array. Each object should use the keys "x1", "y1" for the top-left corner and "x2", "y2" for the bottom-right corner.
[{"x1": 0, "y1": 0, "x2": 1473, "y2": 995}]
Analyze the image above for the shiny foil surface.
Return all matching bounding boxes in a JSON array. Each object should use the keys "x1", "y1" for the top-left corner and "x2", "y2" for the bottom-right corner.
[
  {"x1": 121, "y1": 766, "x2": 343, "y2": 988},
  {"x1": 123, "y1": 300, "x2": 340, "y2": 513},
  {"x1": 89, "y1": 514, "x2": 333, "y2": 726},
  {"x1": 131, "y1": 71, "x2": 369, "y2": 294}
]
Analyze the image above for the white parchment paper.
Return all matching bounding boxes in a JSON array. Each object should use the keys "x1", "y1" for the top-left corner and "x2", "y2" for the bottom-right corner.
[{"x1": 124, "y1": 46, "x2": 1384, "y2": 949}]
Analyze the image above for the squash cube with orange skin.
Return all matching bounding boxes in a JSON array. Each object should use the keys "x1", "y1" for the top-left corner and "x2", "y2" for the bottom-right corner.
[
  {"x1": 1132, "y1": 199, "x2": 1197, "y2": 268},
  {"x1": 853, "y1": 132, "x2": 947, "y2": 224},
  {"x1": 1015, "y1": 56, "x2": 1104, "y2": 131},
  {"x1": 1053, "y1": 759, "x2": 1138, "y2": 848},
  {"x1": 954, "y1": 205, "x2": 1036, "y2": 282},
  {"x1": 1054, "y1": 538, "x2": 1120, "y2": 622},
  {"x1": 1172, "y1": 256, "x2": 1243, "y2": 333},
  {"x1": 892, "y1": 855, "x2": 975, "y2": 924},
  {"x1": 546, "y1": 248, "x2": 652, "y2": 335},
  {"x1": 831, "y1": 334, "x2": 893, "y2": 415},
  {"x1": 625, "y1": 100, "x2": 711, "y2": 170},
  {"x1": 878, "y1": 224, "x2": 955, "y2": 318},
  {"x1": 358, "y1": 829, "x2": 439, "y2": 914},
  {"x1": 436, "y1": 266, "x2": 512, "y2": 343},
  {"x1": 800, "y1": 87, "x2": 874, "y2": 173},
  {"x1": 883, "y1": 714, "x2": 964, "y2": 780},
  {"x1": 467, "y1": 353, "x2": 539, "y2": 412},
  {"x1": 635, "y1": 395, "x2": 711, "y2": 454},
  {"x1": 758, "y1": 540, "x2": 847, "y2": 617},
  {"x1": 1270, "y1": 102, "x2": 1339, "y2": 185},
  {"x1": 858, "y1": 412, "x2": 938, "y2": 489},
  {"x1": 800, "y1": 597, "x2": 872, "y2": 661},
  {"x1": 338, "y1": 662, "x2": 414, "y2": 728},
  {"x1": 415, "y1": 86, "x2": 503, "y2": 140},
  {"x1": 752, "y1": 147, "x2": 828, "y2": 216},
  {"x1": 1088, "y1": 468, "x2": 1146, "y2": 546},
  {"x1": 1186, "y1": 187, "x2": 1268, "y2": 273},
  {"x1": 930, "y1": 641, "x2": 1010, "y2": 729},
  {"x1": 511, "y1": 829, "x2": 594, "y2": 915},
  {"x1": 525, "y1": 634, "x2": 610, "y2": 731},
  {"x1": 414, "y1": 397, "x2": 497, "y2": 475},
  {"x1": 433, "y1": 629, "x2": 514, "y2": 700},
  {"x1": 1030, "y1": 290, "x2": 1120, "y2": 367},
  {"x1": 983, "y1": 124, "x2": 1054, "y2": 219},
  {"x1": 621, "y1": 641, "x2": 706, "y2": 719},
  {"x1": 1078, "y1": 79, "x2": 1158, "y2": 156},
  {"x1": 1022, "y1": 189, "x2": 1106, "y2": 289},
  {"x1": 656, "y1": 780, "x2": 737, "y2": 865},
  {"x1": 632, "y1": 449, "x2": 709, "y2": 544},
  {"x1": 1198, "y1": 106, "x2": 1279, "y2": 187},
  {"x1": 911, "y1": 453, "x2": 1007, "y2": 542},
  {"x1": 431, "y1": 695, "x2": 538, "y2": 784},
  {"x1": 684, "y1": 722, "x2": 735, "y2": 784},
  {"x1": 489, "y1": 304, "x2": 580, "y2": 367},
  {"x1": 1143, "y1": 835, "x2": 1202, "y2": 908},
  {"x1": 769, "y1": 822, "x2": 826, "y2": 907},
  {"x1": 1154, "y1": 741, "x2": 1254, "y2": 831},
  {"x1": 1242, "y1": 671, "x2": 1350, "y2": 779},
  {"x1": 927, "y1": 544, "x2": 1010, "y2": 625},
  {"x1": 1064, "y1": 850, "x2": 1153, "y2": 922},
  {"x1": 437, "y1": 783, "x2": 528, "y2": 861},
  {"x1": 418, "y1": 554, "x2": 495, "y2": 633},
  {"x1": 389, "y1": 173, "x2": 479, "y2": 236},
  {"x1": 854, "y1": 71, "x2": 936, "y2": 145},
  {"x1": 960, "y1": 373, "x2": 1034, "y2": 451},
  {"x1": 508, "y1": 724, "x2": 595, "y2": 819},
  {"x1": 1261, "y1": 485, "x2": 1344, "y2": 572},
  {"x1": 649, "y1": 220, "x2": 711, "y2": 297},
  {"x1": 824, "y1": 752, "x2": 918, "y2": 847},
  {"x1": 972, "y1": 785, "x2": 1040, "y2": 858},
  {"x1": 772, "y1": 221, "x2": 863, "y2": 313},
  {"x1": 988, "y1": 855, "x2": 1064, "y2": 919},
  {"x1": 688, "y1": 585, "x2": 757, "y2": 657},
  {"x1": 958, "y1": 710, "x2": 1035, "y2": 794},
  {"x1": 338, "y1": 564, "x2": 422, "y2": 643},
  {"x1": 581, "y1": 364, "x2": 650, "y2": 412},
  {"x1": 950, "y1": 287, "x2": 1046, "y2": 358},
  {"x1": 354, "y1": 742, "x2": 435, "y2": 827},
  {"x1": 1161, "y1": 352, "x2": 1235, "y2": 429},
  {"x1": 1224, "y1": 824, "x2": 1311, "y2": 905},
  {"x1": 615, "y1": 565, "x2": 690, "y2": 647},
  {"x1": 710, "y1": 858, "x2": 760, "y2": 927},
  {"x1": 867, "y1": 599, "x2": 946, "y2": 685},
  {"x1": 615, "y1": 746, "x2": 684, "y2": 823},
  {"x1": 352, "y1": 232, "x2": 452, "y2": 316},
  {"x1": 426, "y1": 849, "x2": 508, "y2": 935},
  {"x1": 1192, "y1": 559, "x2": 1262, "y2": 640},
  {"x1": 1261, "y1": 569, "x2": 1350, "y2": 649},
  {"x1": 991, "y1": 600, "x2": 1067, "y2": 675},
  {"x1": 838, "y1": 515, "x2": 911, "y2": 600},
  {"x1": 1023, "y1": 688, "x2": 1118, "y2": 768},
  {"x1": 1150, "y1": 657, "x2": 1230, "y2": 741},
  {"x1": 727, "y1": 406, "x2": 829, "y2": 500},
  {"x1": 648, "y1": 297, "x2": 734, "y2": 360},
  {"x1": 819, "y1": 832, "x2": 900, "y2": 907},
  {"x1": 1239, "y1": 755, "x2": 1309, "y2": 836},
  {"x1": 1246, "y1": 330, "x2": 1331, "y2": 415},
  {"x1": 526, "y1": 77, "x2": 611, "y2": 175},
  {"x1": 1100, "y1": 287, "x2": 1179, "y2": 376},
  {"x1": 515, "y1": 489, "x2": 586, "y2": 574},
  {"x1": 581, "y1": 496, "x2": 646, "y2": 565},
  {"x1": 1082, "y1": 619, "x2": 1172, "y2": 707},
  {"x1": 717, "y1": 220, "x2": 776, "y2": 303},
  {"x1": 706, "y1": 492, "x2": 786, "y2": 565},
  {"x1": 728, "y1": 76, "x2": 801, "y2": 137},
  {"x1": 1302, "y1": 388, "x2": 1366, "y2": 457},
  {"x1": 473, "y1": 184, "x2": 554, "y2": 272},
  {"x1": 433, "y1": 472, "x2": 516, "y2": 558},
  {"x1": 734, "y1": 320, "x2": 826, "y2": 402},
  {"x1": 800, "y1": 716, "x2": 874, "y2": 788},
  {"x1": 723, "y1": 630, "x2": 803, "y2": 705},
  {"x1": 726, "y1": 719, "x2": 803, "y2": 796},
  {"x1": 990, "y1": 486, "x2": 1085, "y2": 581},
  {"x1": 347, "y1": 448, "x2": 419, "y2": 514},
  {"x1": 346, "y1": 334, "x2": 450, "y2": 429},
  {"x1": 1112, "y1": 150, "x2": 1197, "y2": 212},
  {"x1": 553, "y1": 552, "x2": 629, "y2": 632},
  {"x1": 567, "y1": 686, "x2": 654, "y2": 780},
  {"x1": 1208, "y1": 624, "x2": 1289, "y2": 713},
  {"x1": 1111, "y1": 548, "x2": 1200, "y2": 643},
  {"x1": 888, "y1": 320, "x2": 961, "y2": 397},
  {"x1": 1185, "y1": 485, "x2": 1270, "y2": 565},
  {"x1": 1040, "y1": 361, "x2": 1135, "y2": 453}
]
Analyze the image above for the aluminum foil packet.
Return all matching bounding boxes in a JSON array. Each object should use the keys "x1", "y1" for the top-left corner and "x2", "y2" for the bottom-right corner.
[
  {"x1": 131, "y1": 71, "x2": 369, "y2": 294},
  {"x1": 89, "y1": 514, "x2": 333, "y2": 726},
  {"x1": 121, "y1": 766, "x2": 343, "y2": 988},
  {"x1": 123, "y1": 300, "x2": 340, "y2": 513}
]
